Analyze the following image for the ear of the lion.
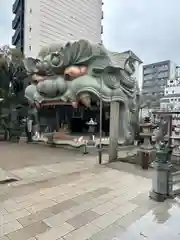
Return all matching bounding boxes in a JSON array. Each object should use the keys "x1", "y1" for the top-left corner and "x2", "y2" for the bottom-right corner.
[{"x1": 23, "y1": 58, "x2": 39, "y2": 74}]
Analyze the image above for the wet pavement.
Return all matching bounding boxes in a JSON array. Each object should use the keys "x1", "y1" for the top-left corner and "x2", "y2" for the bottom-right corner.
[
  {"x1": 0, "y1": 142, "x2": 180, "y2": 239},
  {"x1": 114, "y1": 201, "x2": 180, "y2": 239}
]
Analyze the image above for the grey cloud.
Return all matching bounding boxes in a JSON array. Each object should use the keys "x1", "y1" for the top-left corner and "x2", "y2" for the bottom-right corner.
[
  {"x1": 1, "y1": 0, "x2": 180, "y2": 65},
  {"x1": 103, "y1": 0, "x2": 180, "y2": 64},
  {"x1": 0, "y1": 0, "x2": 14, "y2": 46}
]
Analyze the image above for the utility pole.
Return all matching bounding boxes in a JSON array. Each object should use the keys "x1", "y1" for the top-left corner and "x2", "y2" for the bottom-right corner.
[{"x1": 109, "y1": 101, "x2": 120, "y2": 162}]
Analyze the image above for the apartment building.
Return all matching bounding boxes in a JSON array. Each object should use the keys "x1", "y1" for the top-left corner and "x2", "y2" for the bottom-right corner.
[
  {"x1": 142, "y1": 60, "x2": 177, "y2": 104},
  {"x1": 12, "y1": 0, "x2": 103, "y2": 57},
  {"x1": 160, "y1": 79, "x2": 180, "y2": 110}
]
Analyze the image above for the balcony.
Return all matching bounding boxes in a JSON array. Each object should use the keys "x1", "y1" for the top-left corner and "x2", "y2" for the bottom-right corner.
[
  {"x1": 143, "y1": 82, "x2": 153, "y2": 88},
  {"x1": 157, "y1": 71, "x2": 168, "y2": 78},
  {"x1": 143, "y1": 68, "x2": 153, "y2": 75},
  {"x1": 12, "y1": 8, "x2": 21, "y2": 30},
  {"x1": 12, "y1": 25, "x2": 21, "y2": 46},
  {"x1": 158, "y1": 65, "x2": 169, "y2": 72},
  {"x1": 143, "y1": 74, "x2": 153, "y2": 81},
  {"x1": 12, "y1": 0, "x2": 20, "y2": 14}
]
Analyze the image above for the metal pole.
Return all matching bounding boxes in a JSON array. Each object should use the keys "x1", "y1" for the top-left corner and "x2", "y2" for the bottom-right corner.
[
  {"x1": 98, "y1": 74, "x2": 103, "y2": 164},
  {"x1": 168, "y1": 115, "x2": 172, "y2": 148},
  {"x1": 55, "y1": 106, "x2": 60, "y2": 131}
]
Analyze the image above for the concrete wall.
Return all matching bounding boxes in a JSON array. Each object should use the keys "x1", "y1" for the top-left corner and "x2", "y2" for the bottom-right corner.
[
  {"x1": 133, "y1": 61, "x2": 142, "y2": 89},
  {"x1": 24, "y1": 0, "x2": 102, "y2": 58},
  {"x1": 169, "y1": 61, "x2": 177, "y2": 80},
  {"x1": 24, "y1": 0, "x2": 41, "y2": 57}
]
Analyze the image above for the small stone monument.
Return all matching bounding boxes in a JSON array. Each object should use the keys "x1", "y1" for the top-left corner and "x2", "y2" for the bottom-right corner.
[
  {"x1": 83, "y1": 118, "x2": 97, "y2": 154},
  {"x1": 150, "y1": 141, "x2": 172, "y2": 202},
  {"x1": 86, "y1": 118, "x2": 97, "y2": 141},
  {"x1": 172, "y1": 125, "x2": 180, "y2": 157},
  {"x1": 138, "y1": 117, "x2": 154, "y2": 169}
]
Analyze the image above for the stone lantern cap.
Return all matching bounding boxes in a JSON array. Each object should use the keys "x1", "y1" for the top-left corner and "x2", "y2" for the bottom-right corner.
[
  {"x1": 140, "y1": 123, "x2": 152, "y2": 128},
  {"x1": 144, "y1": 116, "x2": 151, "y2": 122},
  {"x1": 163, "y1": 135, "x2": 170, "y2": 141},
  {"x1": 170, "y1": 136, "x2": 180, "y2": 140},
  {"x1": 86, "y1": 118, "x2": 97, "y2": 126},
  {"x1": 174, "y1": 126, "x2": 180, "y2": 133},
  {"x1": 140, "y1": 132, "x2": 154, "y2": 137},
  {"x1": 152, "y1": 123, "x2": 158, "y2": 129}
]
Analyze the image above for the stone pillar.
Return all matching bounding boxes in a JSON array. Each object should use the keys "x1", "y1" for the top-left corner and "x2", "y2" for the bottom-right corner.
[
  {"x1": 172, "y1": 126, "x2": 180, "y2": 158},
  {"x1": 150, "y1": 161, "x2": 172, "y2": 202},
  {"x1": 109, "y1": 102, "x2": 120, "y2": 162},
  {"x1": 138, "y1": 117, "x2": 155, "y2": 169},
  {"x1": 149, "y1": 142, "x2": 172, "y2": 202}
]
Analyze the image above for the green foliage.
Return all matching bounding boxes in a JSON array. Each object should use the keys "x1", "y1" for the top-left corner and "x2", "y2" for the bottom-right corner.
[{"x1": 0, "y1": 45, "x2": 25, "y2": 112}]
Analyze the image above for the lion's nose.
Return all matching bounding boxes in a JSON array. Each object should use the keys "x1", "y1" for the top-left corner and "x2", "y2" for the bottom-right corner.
[{"x1": 64, "y1": 66, "x2": 87, "y2": 80}]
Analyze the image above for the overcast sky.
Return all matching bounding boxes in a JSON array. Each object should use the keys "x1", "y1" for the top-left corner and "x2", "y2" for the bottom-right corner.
[{"x1": 1, "y1": 0, "x2": 180, "y2": 64}]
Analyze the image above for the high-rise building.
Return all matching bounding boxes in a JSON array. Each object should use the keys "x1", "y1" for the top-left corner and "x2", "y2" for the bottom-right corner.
[
  {"x1": 142, "y1": 60, "x2": 177, "y2": 106},
  {"x1": 160, "y1": 79, "x2": 180, "y2": 111},
  {"x1": 12, "y1": 0, "x2": 103, "y2": 57}
]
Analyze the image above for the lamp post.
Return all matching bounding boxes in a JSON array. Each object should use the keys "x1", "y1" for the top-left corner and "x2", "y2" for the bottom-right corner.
[
  {"x1": 99, "y1": 71, "x2": 103, "y2": 164},
  {"x1": 86, "y1": 118, "x2": 97, "y2": 140},
  {"x1": 139, "y1": 116, "x2": 154, "y2": 169},
  {"x1": 94, "y1": 68, "x2": 104, "y2": 164}
]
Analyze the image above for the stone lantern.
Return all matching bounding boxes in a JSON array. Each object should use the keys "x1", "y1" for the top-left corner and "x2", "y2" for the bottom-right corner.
[
  {"x1": 138, "y1": 117, "x2": 155, "y2": 169},
  {"x1": 140, "y1": 117, "x2": 153, "y2": 149}
]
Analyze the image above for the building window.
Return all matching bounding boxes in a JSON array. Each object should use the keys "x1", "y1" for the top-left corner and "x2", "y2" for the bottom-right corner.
[
  {"x1": 29, "y1": 27, "x2": 32, "y2": 32},
  {"x1": 29, "y1": 45, "x2": 31, "y2": 51},
  {"x1": 30, "y1": 8, "x2": 32, "y2": 13},
  {"x1": 101, "y1": 25, "x2": 103, "y2": 34},
  {"x1": 101, "y1": 11, "x2": 104, "y2": 19},
  {"x1": 172, "y1": 90, "x2": 174, "y2": 94}
]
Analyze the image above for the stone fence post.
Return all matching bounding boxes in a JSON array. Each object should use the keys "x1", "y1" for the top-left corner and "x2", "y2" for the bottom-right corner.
[{"x1": 149, "y1": 142, "x2": 172, "y2": 202}]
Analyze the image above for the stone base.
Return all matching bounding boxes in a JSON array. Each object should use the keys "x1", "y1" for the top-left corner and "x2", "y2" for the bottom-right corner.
[
  {"x1": 0, "y1": 168, "x2": 19, "y2": 183},
  {"x1": 149, "y1": 190, "x2": 171, "y2": 202},
  {"x1": 138, "y1": 149, "x2": 156, "y2": 169},
  {"x1": 171, "y1": 155, "x2": 180, "y2": 165},
  {"x1": 117, "y1": 148, "x2": 138, "y2": 164}
]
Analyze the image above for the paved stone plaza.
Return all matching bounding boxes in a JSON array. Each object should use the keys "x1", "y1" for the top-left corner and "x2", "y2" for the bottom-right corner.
[{"x1": 0, "y1": 143, "x2": 180, "y2": 239}]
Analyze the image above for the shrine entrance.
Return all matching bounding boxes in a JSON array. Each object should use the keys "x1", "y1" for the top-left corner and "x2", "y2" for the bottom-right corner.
[{"x1": 38, "y1": 102, "x2": 110, "y2": 136}]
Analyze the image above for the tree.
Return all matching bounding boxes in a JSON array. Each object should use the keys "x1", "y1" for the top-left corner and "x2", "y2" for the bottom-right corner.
[
  {"x1": 0, "y1": 45, "x2": 27, "y2": 110},
  {"x1": 0, "y1": 45, "x2": 10, "y2": 97}
]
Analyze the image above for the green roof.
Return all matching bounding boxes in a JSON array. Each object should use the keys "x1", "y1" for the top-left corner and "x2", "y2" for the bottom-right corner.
[{"x1": 121, "y1": 50, "x2": 143, "y2": 63}]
